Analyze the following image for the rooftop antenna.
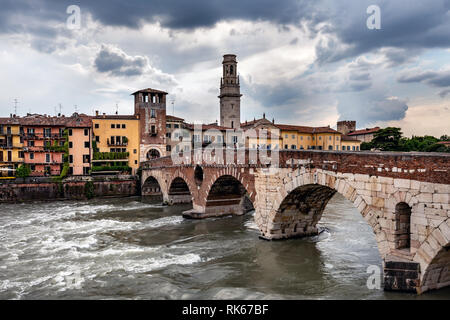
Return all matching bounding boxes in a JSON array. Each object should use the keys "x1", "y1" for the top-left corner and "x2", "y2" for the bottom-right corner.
[
  {"x1": 59, "y1": 103, "x2": 62, "y2": 115},
  {"x1": 74, "y1": 104, "x2": 78, "y2": 113},
  {"x1": 13, "y1": 98, "x2": 18, "y2": 115},
  {"x1": 115, "y1": 102, "x2": 119, "y2": 115}
]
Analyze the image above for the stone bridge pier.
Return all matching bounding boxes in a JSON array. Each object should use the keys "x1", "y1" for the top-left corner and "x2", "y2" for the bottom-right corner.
[{"x1": 141, "y1": 150, "x2": 450, "y2": 294}]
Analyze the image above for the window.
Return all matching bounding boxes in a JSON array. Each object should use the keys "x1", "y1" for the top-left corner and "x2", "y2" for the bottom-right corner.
[
  {"x1": 292, "y1": 135, "x2": 295, "y2": 139},
  {"x1": 329, "y1": 136, "x2": 332, "y2": 140},
  {"x1": 83, "y1": 167, "x2": 90, "y2": 175},
  {"x1": 45, "y1": 154, "x2": 50, "y2": 163},
  {"x1": 166, "y1": 145, "x2": 171, "y2": 152},
  {"x1": 284, "y1": 145, "x2": 288, "y2": 149},
  {"x1": 30, "y1": 153, "x2": 34, "y2": 160},
  {"x1": 336, "y1": 146, "x2": 339, "y2": 150},
  {"x1": 166, "y1": 124, "x2": 171, "y2": 128},
  {"x1": 28, "y1": 140, "x2": 34, "y2": 147},
  {"x1": 83, "y1": 155, "x2": 90, "y2": 163},
  {"x1": 328, "y1": 146, "x2": 333, "y2": 150},
  {"x1": 342, "y1": 146, "x2": 345, "y2": 151},
  {"x1": 347, "y1": 146, "x2": 351, "y2": 150},
  {"x1": 110, "y1": 136, "x2": 115, "y2": 145},
  {"x1": 111, "y1": 124, "x2": 115, "y2": 129},
  {"x1": 59, "y1": 128, "x2": 64, "y2": 137},
  {"x1": 95, "y1": 136, "x2": 99, "y2": 143},
  {"x1": 319, "y1": 136, "x2": 322, "y2": 140},
  {"x1": 44, "y1": 128, "x2": 51, "y2": 138},
  {"x1": 300, "y1": 136, "x2": 303, "y2": 140},
  {"x1": 135, "y1": 160, "x2": 138, "y2": 165},
  {"x1": 116, "y1": 124, "x2": 120, "y2": 128},
  {"x1": 68, "y1": 129, "x2": 73, "y2": 136},
  {"x1": 318, "y1": 146, "x2": 323, "y2": 150},
  {"x1": 95, "y1": 123, "x2": 99, "y2": 129},
  {"x1": 84, "y1": 129, "x2": 89, "y2": 136},
  {"x1": 336, "y1": 136, "x2": 339, "y2": 141},
  {"x1": 151, "y1": 109, "x2": 156, "y2": 118},
  {"x1": 174, "y1": 124, "x2": 179, "y2": 129},
  {"x1": 217, "y1": 135, "x2": 222, "y2": 143},
  {"x1": 232, "y1": 136, "x2": 238, "y2": 144},
  {"x1": 203, "y1": 135, "x2": 211, "y2": 143},
  {"x1": 31, "y1": 165, "x2": 35, "y2": 171},
  {"x1": 69, "y1": 155, "x2": 73, "y2": 163},
  {"x1": 291, "y1": 145, "x2": 296, "y2": 150},
  {"x1": 18, "y1": 151, "x2": 24, "y2": 158},
  {"x1": 84, "y1": 141, "x2": 90, "y2": 148},
  {"x1": 285, "y1": 134, "x2": 288, "y2": 138},
  {"x1": 231, "y1": 121, "x2": 234, "y2": 129},
  {"x1": 166, "y1": 132, "x2": 171, "y2": 138},
  {"x1": 193, "y1": 135, "x2": 200, "y2": 142},
  {"x1": 352, "y1": 146, "x2": 356, "y2": 151},
  {"x1": 151, "y1": 126, "x2": 156, "y2": 134},
  {"x1": 300, "y1": 146, "x2": 304, "y2": 150},
  {"x1": 133, "y1": 149, "x2": 137, "y2": 154},
  {"x1": 357, "y1": 146, "x2": 360, "y2": 151},
  {"x1": 27, "y1": 128, "x2": 35, "y2": 135},
  {"x1": 122, "y1": 124, "x2": 126, "y2": 129},
  {"x1": 69, "y1": 142, "x2": 73, "y2": 148}
]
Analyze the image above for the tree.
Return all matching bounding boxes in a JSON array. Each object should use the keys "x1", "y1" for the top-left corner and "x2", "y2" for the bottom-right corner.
[
  {"x1": 440, "y1": 134, "x2": 449, "y2": 141},
  {"x1": 371, "y1": 127, "x2": 403, "y2": 151},
  {"x1": 16, "y1": 164, "x2": 31, "y2": 178}
]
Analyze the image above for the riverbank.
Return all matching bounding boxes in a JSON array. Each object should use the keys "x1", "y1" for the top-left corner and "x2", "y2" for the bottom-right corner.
[{"x1": 0, "y1": 175, "x2": 139, "y2": 203}]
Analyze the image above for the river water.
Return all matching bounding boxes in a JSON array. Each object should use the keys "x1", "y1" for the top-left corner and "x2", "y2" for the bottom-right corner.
[{"x1": 1, "y1": 194, "x2": 449, "y2": 300}]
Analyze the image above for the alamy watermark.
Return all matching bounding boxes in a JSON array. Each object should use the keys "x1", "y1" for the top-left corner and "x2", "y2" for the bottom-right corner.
[
  {"x1": 367, "y1": 5, "x2": 381, "y2": 30},
  {"x1": 366, "y1": 265, "x2": 382, "y2": 290},
  {"x1": 66, "y1": 5, "x2": 81, "y2": 30}
]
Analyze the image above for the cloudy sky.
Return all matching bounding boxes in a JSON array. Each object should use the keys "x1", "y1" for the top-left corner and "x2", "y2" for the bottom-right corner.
[{"x1": 0, "y1": 0, "x2": 449, "y2": 137}]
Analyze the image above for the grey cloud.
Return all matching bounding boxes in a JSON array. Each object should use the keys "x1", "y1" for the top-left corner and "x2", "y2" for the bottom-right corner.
[
  {"x1": 338, "y1": 95, "x2": 408, "y2": 125},
  {"x1": 398, "y1": 69, "x2": 450, "y2": 93},
  {"x1": 94, "y1": 45, "x2": 147, "y2": 77}
]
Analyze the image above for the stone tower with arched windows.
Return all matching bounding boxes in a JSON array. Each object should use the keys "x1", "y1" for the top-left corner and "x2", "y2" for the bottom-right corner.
[
  {"x1": 219, "y1": 54, "x2": 242, "y2": 129},
  {"x1": 132, "y1": 88, "x2": 167, "y2": 161}
]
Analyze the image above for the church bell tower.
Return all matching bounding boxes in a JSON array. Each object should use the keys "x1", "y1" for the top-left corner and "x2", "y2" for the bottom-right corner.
[{"x1": 219, "y1": 54, "x2": 242, "y2": 129}]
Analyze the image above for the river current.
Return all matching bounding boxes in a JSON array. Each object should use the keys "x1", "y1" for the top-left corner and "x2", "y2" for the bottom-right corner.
[{"x1": 1, "y1": 194, "x2": 449, "y2": 300}]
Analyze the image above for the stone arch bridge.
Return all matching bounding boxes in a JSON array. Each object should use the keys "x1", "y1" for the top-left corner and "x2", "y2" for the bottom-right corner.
[{"x1": 141, "y1": 149, "x2": 450, "y2": 294}]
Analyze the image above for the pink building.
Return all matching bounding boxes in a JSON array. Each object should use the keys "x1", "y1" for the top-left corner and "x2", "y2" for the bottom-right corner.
[
  {"x1": 66, "y1": 114, "x2": 92, "y2": 175},
  {"x1": 21, "y1": 115, "x2": 66, "y2": 177}
]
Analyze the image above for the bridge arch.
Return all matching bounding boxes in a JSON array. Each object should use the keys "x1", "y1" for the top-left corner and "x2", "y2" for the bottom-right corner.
[
  {"x1": 142, "y1": 175, "x2": 164, "y2": 202},
  {"x1": 201, "y1": 173, "x2": 255, "y2": 217},
  {"x1": 419, "y1": 240, "x2": 450, "y2": 293},
  {"x1": 254, "y1": 169, "x2": 388, "y2": 256},
  {"x1": 167, "y1": 174, "x2": 194, "y2": 205}
]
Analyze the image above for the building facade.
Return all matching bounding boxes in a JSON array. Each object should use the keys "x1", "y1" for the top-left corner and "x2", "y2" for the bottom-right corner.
[
  {"x1": 0, "y1": 117, "x2": 24, "y2": 178},
  {"x1": 92, "y1": 114, "x2": 140, "y2": 175},
  {"x1": 21, "y1": 115, "x2": 66, "y2": 177},
  {"x1": 66, "y1": 114, "x2": 92, "y2": 176}
]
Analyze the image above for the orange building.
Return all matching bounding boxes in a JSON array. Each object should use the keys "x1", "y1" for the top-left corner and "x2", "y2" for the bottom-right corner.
[{"x1": 66, "y1": 114, "x2": 92, "y2": 176}]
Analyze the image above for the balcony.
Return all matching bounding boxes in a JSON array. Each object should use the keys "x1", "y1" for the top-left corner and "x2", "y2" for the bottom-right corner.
[
  {"x1": 24, "y1": 133, "x2": 65, "y2": 140},
  {"x1": 106, "y1": 138, "x2": 128, "y2": 147}
]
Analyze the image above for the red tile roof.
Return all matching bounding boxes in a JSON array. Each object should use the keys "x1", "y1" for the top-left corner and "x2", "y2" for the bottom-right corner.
[
  {"x1": 347, "y1": 127, "x2": 380, "y2": 136},
  {"x1": 437, "y1": 141, "x2": 450, "y2": 145},
  {"x1": 166, "y1": 115, "x2": 185, "y2": 122},
  {"x1": 131, "y1": 88, "x2": 168, "y2": 95}
]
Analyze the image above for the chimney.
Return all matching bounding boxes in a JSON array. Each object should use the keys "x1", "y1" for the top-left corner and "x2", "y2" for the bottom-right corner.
[
  {"x1": 10, "y1": 113, "x2": 12, "y2": 118},
  {"x1": 272, "y1": 118, "x2": 275, "y2": 124},
  {"x1": 95, "y1": 110, "x2": 99, "y2": 116},
  {"x1": 263, "y1": 113, "x2": 266, "y2": 119}
]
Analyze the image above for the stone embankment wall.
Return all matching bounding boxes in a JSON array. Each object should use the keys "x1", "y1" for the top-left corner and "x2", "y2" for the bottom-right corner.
[{"x1": 0, "y1": 175, "x2": 139, "y2": 202}]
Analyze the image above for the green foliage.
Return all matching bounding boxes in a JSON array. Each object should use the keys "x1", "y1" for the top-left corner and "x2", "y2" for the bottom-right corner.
[
  {"x1": 364, "y1": 127, "x2": 450, "y2": 153},
  {"x1": 93, "y1": 152, "x2": 129, "y2": 160},
  {"x1": 91, "y1": 165, "x2": 132, "y2": 173},
  {"x1": 360, "y1": 142, "x2": 372, "y2": 151},
  {"x1": 16, "y1": 164, "x2": 31, "y2": 178},
  {"x1": 370, "y1": 127, "x2": 403, "y2": 151},
  {"x1": 84, "y1": 181, "x2": 94, "y2": 199}
]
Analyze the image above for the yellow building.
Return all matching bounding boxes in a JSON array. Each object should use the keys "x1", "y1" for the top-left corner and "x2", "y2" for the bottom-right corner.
[
  {"x1": 0, "y1": 117, "x2": 24, "y2": 178},
  {"x1": 341, "y1": 136, "x2": 361, "y2": 151},
  {"x1": 92, "y1": 114, "x2": 140, "y2": 175}
]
